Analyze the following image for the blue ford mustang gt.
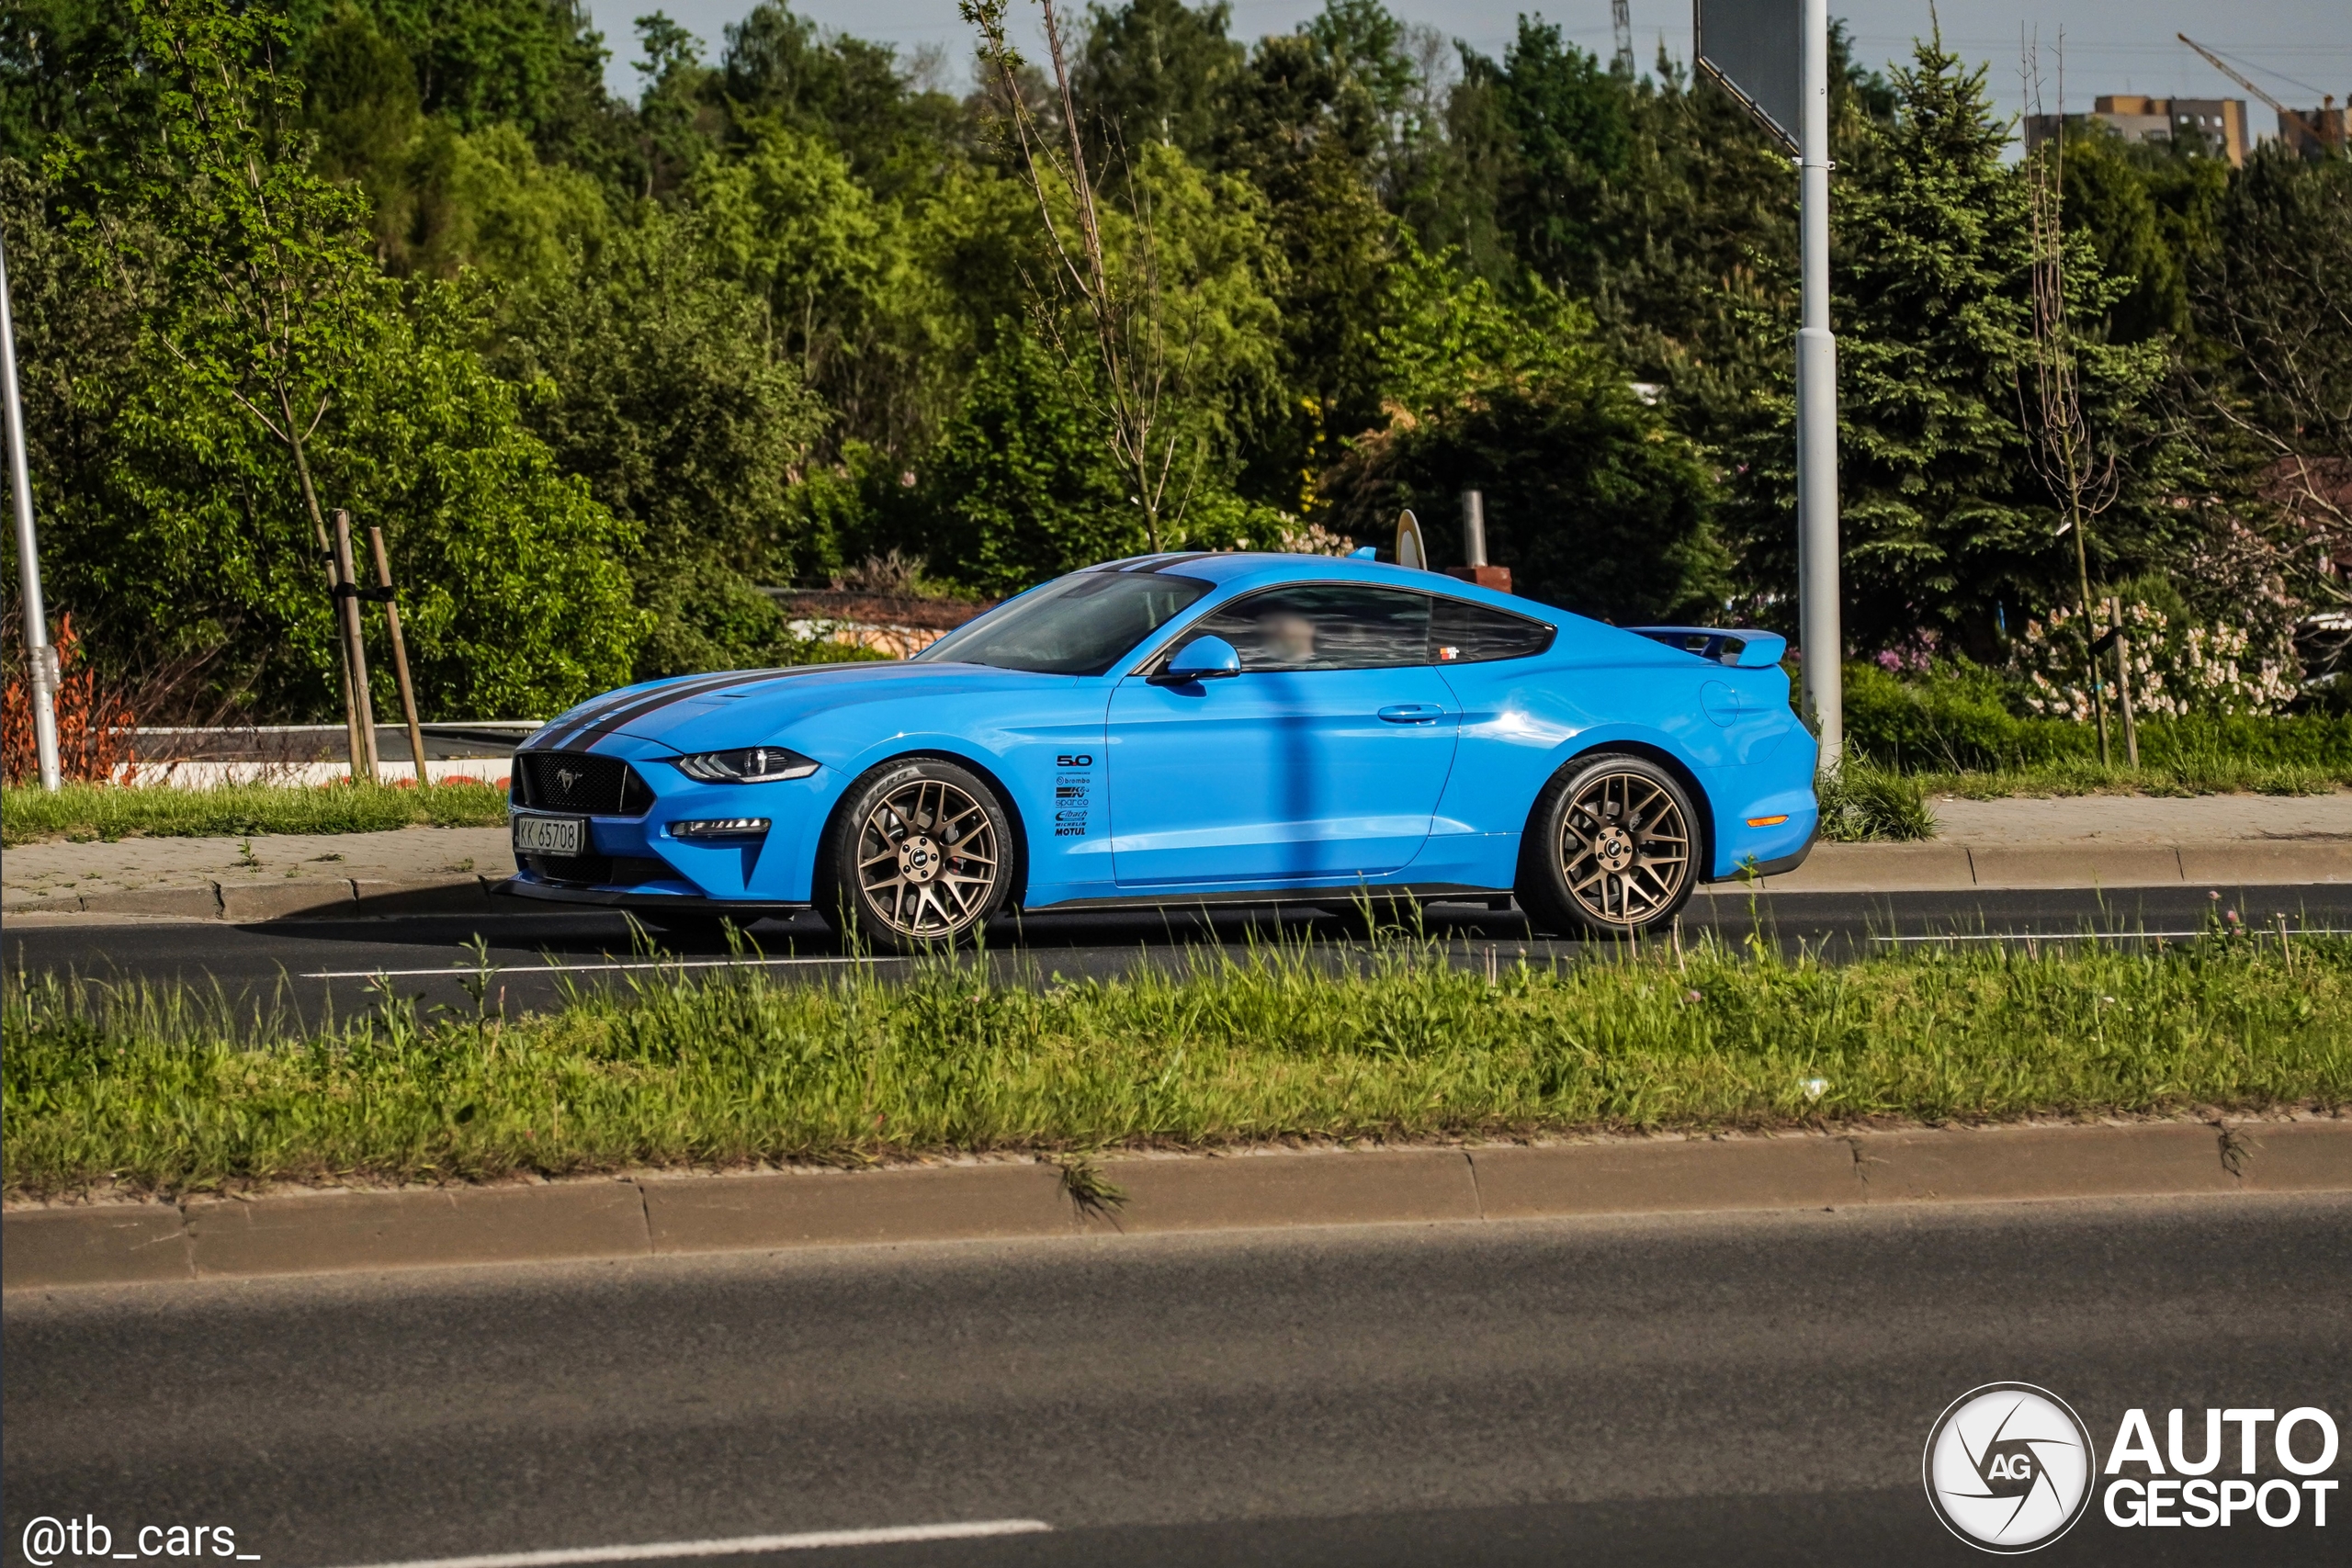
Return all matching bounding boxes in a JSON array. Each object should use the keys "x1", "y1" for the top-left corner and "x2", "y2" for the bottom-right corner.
[{"x1": 503, "y1": 551, "x2": 1819, "y2": 950}]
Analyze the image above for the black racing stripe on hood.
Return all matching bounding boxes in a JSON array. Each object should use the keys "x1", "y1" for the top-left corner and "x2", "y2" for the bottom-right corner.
[
  {"x1": 526, "y1": 671, "x2": 767, "y2": 752},
  {"x1": 560, "y1": 663, "x2": 873, "y2": 752}
]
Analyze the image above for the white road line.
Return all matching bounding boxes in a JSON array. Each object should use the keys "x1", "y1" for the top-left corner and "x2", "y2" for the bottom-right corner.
[
  {"x1": 300, "y1": 955, "x2": 882, "y2": 980},
  {"x1": 1868, "y1": 930, "x2": 2348, "y2": 942},
  {"x1": 317, "y1": 1520, "x2": 1054, "y2": 1568}
]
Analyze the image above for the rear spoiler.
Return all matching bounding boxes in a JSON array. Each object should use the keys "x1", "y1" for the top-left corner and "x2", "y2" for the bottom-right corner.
[{"x1": 1630, "y1": 626, "x2": 1788, "y2": 669}]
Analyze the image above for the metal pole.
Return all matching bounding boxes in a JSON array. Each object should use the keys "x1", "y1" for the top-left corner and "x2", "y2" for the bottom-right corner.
[
  {"x1": 0, "y1": 216, "x2": 62, "y2": 791},
  {"x1": 1796, "y1": 0, "x2": 1841, "y2": 773},
  {"x1": 1462, "y1": 490, "x2": 1487, "y2": 568}
]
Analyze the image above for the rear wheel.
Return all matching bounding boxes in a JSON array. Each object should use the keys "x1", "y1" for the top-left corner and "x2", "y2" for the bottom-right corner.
[
  {"x1": 1517, "y1": 754, "x2": 1701, "y2": 936},
  {"x1": 816, "y1": 758, "x2": 1015, "y2": 955}
]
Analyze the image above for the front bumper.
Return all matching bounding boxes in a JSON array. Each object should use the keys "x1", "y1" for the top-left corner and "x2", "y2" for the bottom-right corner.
[
  {"x1": 493, "y1": 877, "x2": 811, "y2": 915},
  {"x1": 507, "y1": 736, "x2": 842, "y2": 903}
]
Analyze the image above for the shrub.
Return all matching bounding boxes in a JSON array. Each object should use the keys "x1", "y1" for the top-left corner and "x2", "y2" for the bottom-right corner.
[{"x1": 1843, "y1": 660, "x2": 2352, "y2": 773}]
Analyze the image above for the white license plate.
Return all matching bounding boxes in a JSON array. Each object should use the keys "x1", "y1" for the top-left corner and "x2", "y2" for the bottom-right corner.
[{"x1": 514, "y1": 814, "x2": 586, "y2": 855}]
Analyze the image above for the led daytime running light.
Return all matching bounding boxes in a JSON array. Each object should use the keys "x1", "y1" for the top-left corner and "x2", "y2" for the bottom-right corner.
[{"x1": 671, "y1": 818, "x2": 772, "y2": 840}]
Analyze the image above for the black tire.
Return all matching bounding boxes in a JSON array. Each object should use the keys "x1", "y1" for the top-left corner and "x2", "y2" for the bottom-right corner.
[
  {"x1": 815, "y1": 757, "x2": 1017, "y2": 955},
  {"x1": 1516, "y1": 753, "x2": 1702, "y2": 937}
]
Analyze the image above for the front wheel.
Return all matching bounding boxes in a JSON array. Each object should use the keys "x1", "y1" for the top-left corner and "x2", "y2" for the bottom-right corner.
[
  {"x1": 1517, "y1": 754, "x2": 1701, "y2": 937},
  {"x1": 816, "y1": 758, "x2": 1016, "y2": 955}
]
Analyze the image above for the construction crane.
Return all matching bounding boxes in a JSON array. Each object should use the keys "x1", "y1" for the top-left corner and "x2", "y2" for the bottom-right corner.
[
  {"x1": 1612, "y1": 0, "x2": 1634, "y2": 76},
  {"x1": 2177, "y1": 33, "x2": 2341, "y2": 152}
]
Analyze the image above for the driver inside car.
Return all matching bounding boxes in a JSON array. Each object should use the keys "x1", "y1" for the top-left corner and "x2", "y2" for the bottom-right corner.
[{"x1": 1261, "y1": 611, "x2": 1317, "y2": 668}]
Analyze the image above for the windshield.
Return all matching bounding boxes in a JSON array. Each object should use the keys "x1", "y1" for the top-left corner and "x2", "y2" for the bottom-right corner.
[{"x1": 913, "y1": 572, "x2": 1214, "y2": 675}]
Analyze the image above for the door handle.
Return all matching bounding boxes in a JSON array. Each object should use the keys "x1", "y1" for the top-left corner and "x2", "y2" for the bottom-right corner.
[{"x1": 1376, "y1": 704, "x2": 1443, "y2": 724}]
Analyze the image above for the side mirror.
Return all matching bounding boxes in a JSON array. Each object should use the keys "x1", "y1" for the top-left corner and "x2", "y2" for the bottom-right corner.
[{"x1": 1155, "y1": 635, "x2": 1241, "y2": 684}]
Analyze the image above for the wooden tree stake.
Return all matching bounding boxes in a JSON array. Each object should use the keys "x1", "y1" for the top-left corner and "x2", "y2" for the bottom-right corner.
[
  {"x1": 368, "y1": 525, "x2": 429, "y2": 787},
  {"x1": 331, "y1": 509, "x2": 379, "y2": 779}
]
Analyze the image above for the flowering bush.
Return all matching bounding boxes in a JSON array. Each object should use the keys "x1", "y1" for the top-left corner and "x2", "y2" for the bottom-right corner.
[
  {"x1": 2010, "y1": 601, "x2": 2298, "y2": 719},
  {"x1": 1271, "y1": 518, "x2": 1358, "y2": 556}
]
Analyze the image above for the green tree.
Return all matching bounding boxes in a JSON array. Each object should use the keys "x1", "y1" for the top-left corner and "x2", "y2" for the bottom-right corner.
[
  {"x1": 1744, "y1": 35, "x2": 2041, "y2": 653},
  {"x1": 1722, "y1": 34, "x2": 2177, "y2": 657},
  {"x1": 356, "y1": 0, "x2": 613, "y2": 150},
  {"x1": 0, "y1": 1, "x2": 142, "y2": 167},
  {"x1": 630, "y1": 10, "x2": 718, "y2": 198},
  {"x1": 2059, "y1": 127, "x2": 2227, "y2": 345},
  {"x1": 1474, "y1": 17, "x2": 1630, "y2": 289},
  {"x1": 401, "y1": 118, "x2": 611, "y2": 284},
  {"x1": 5, "y1": 155, "x2": 640, "y2": 718},
  {"x1": 924, "y1": 329, "x2": 1134, "y2": 593},
  {"x1": 61, "y1": 0, "x2": 393, "y2": 724},
  {"x1": 1322, "y1": 240, "x2": 1724, "y2": 623},
  {"x1": 1214, "y1": 4, "x2": 1421, "y2": 497},
  {"x1": 300, "y1": 4, "x2": 425, "y2": 265},
  {"x1": 717, "y1": 3, "x2": 968, "y2": 196},
  {"x1": 1075, "y1": 0, "x2": 1243, "y2": 164},
  {"x1": 490, "y1": 201, "x2": 830, "y2": 676}
]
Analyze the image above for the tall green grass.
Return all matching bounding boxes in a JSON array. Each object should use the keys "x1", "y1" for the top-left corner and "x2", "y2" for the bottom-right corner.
[
  {"x1": 1843, "y1": 661, "x2": 2352, "y2": 775},
  {"x1": 0, "y1": 779, "x2": 510, "y2": 846},
  {"x1": 7, "y1": 926, "x2": 2343, "y2": 1199},
  {"x1": 1817, "y1": 761, "x2": 1939, "y2": 841},
  {"x1": 1917, "y1": 756, "x2": 2347, "y2": 800}
]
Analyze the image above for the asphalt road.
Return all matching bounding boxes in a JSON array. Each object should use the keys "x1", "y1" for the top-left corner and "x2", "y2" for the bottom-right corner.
[
  {"x1": 4, "y1": 882, "x2": 2346, "y2": 1023},
  {"x1": 6, "y1": 1195, "x2": 2349, "y2": 1567}
]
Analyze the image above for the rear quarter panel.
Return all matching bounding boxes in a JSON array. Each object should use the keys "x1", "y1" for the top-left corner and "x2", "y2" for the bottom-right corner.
[{"x1": 1426, "y1": 621, "x2": 1817, "y2": 883}]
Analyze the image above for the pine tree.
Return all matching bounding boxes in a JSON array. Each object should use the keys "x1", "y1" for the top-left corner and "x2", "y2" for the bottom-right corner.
[{"x1": 1823, "y1": 35, "x2": 2037, "y2": 652}]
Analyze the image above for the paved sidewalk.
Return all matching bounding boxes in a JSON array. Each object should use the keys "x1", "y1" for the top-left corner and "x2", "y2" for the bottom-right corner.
[
  {"x1": 1925, "y1": 791, "x2": 2351, "y2": 845},
  {"x1": 2, "y1": 826, "x2": 511, "y2": 919},
  {"x1": 3, "y1": 792, "x2": 2346, "y2": 918},
  {"x1": 1762, "y1": 789, "x2": 2352, "y2": 892}
]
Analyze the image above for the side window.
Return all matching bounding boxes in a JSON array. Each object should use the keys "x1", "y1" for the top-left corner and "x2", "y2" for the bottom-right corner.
[
  {"x1": 1430, "y1": 597, "x2": 1555, "y2": 663},
  {"x1": 1191, "y1": 584, "x2": 1433, "y2": 671}
]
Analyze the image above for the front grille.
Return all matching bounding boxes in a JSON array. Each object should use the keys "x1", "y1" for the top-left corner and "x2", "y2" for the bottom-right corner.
[
  {"x1": 525, "y1": 853, "x2": 674, "y2": 887},
  {"x1": 515, "y1": 750, "x2": 653, "y2": 815}
]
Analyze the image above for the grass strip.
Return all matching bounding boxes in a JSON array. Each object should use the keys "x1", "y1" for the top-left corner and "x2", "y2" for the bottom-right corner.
[
  {"x1": 1817, "y1": 756, "x2": 2346, "y2": 844},
  {"x1": 6, "y1": 928, "x2": 2344, "y2": 1200},
  {"x1": 1912, "y1": 758, "x2": 2350, "y2": 801},
  {"x1": 0, "y1": 780, "x2": 511, "y2": 846}
]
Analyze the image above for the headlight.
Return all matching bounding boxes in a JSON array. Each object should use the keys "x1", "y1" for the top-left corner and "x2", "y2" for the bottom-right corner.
[{"x1": 673, "y1": 746, "x2": 820, "y2": 784}]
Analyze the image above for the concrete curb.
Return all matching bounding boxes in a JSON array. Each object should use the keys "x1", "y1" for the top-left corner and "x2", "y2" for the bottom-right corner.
[
  {"x1": 6, "y1": 875, "x2": 499, "y2": 920},
  {"x1": 5, "y1": 837, "x2": 2347, "y2": 921},
  {"x1": 7, "y1": 1120, "x2": 2344, "y2": 1292},
  {"x1": 1748, "y1": 840, "x2": 2352, "y2": 893}
]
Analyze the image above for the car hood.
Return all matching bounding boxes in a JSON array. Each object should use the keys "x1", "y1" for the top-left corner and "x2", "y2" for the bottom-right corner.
[{"x1": 531, "y1": 661, "x2": 1078, "y2": 756}]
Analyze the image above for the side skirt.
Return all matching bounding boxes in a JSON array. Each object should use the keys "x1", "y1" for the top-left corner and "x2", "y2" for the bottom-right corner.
[{"x1": 1030, "y1": 882, "x2": 1510, "y2": 916}]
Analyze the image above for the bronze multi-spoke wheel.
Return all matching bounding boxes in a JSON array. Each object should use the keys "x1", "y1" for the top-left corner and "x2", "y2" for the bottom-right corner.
[
  {"x1": 820, "y1": 760, "x2": 1013, "y2": 953},
  {"x1": 1518, "y1": 755, "x2": 1701, "y2": 935}
]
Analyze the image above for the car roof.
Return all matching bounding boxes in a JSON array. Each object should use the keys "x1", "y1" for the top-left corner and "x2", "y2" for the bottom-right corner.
[{"x1": 1088, "y1": 551, "x2": 1555, "y2": 621}]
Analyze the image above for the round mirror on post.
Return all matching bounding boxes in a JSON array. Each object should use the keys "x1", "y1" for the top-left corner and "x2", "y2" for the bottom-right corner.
[{"x1": 1396, "y1": 508, "x2": 1428, "y2": 570}]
